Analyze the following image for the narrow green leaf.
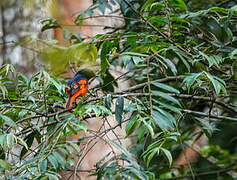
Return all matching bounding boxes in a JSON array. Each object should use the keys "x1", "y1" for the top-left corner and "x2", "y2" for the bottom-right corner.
[
  {"x1": 205, "y1": 72, "x2": 221, "y2": 95},
  {"x1": 17, "y1": 137, "x2": 28, "y2": 151},
  {"x1": 0, "y1": 83, "x2": 8, "y2": 98},
  {"x1": 169, "y1": 0, "x2": 187, "y2": 11},
  {"x1": 53, "y1": 152, "x2": 66, "y2": 169},
  {"x1": 160, "y1": 148, "x2": 172, "y2": 167},
  {"x1": 50, "y1": 77, "x2": 63, "y2": 95},
  {"x1": 125, "y1": 114, "x2": 140, "y2": 137},
  {"x1": 154, "y1": 106, "x2": 176, "y2": 126},
  {"x1": 115, "y1": 96, "x2": 124, "y2": 127},
  {"x1": 58, "y1": 147, "x2": 69, "y2": 158},
  {"x1": 152, "y1": 110, "x2": 174, "y2": 131},
  {"x1": 122, "y1": 55, "x2": 131, "y2": 66},
  {"x1": 230, "y1": 49, "x2": 237, "y2": 59},
  {"x1": 151, "y1": 90, "x2": 181, "y2": 106},
  {"x1": 0, "y1": 115, "x2": 16, "y2": 128},
  {"x1": 147, "y1": 148, "x2": 159, "y2": 167},
  {"x1": 101, "y1": 41, "x2": 111, "y2": 75},
  {"x1": 183, "y1": 72, "x2": 203, "y2": 93},
  {"x1": 175, "y1": 51, "x2": 190, "y2": 71},
  {"x1": 67, "y1": 141, "x2": 80, "y2": 155},
  {"x1": 48, "y1": 154, "x2": 58, "y2": 169},
  {"x1": 151, "y1": 82, "x2": 180, "y2": 94},
  {"x1": 195, "y1": 117, "x2": 218, "y2": 132},
  {"x1": 0, "y1": 159, "x2": 12, "y2": 170},
  {"x1": 104, "y1": 94, "x2": 112, "y2": 109},
  {"x1": 138, "y1": 124, "x2": 147, "y2": 142},
  {"x1": 40, "y1": 159, "x2": 47, "y2": 173},
  {"x1": 153, "y1": 99, "x2": 182, "y2": 115},
  {"x1": 0, "y1": 135, "x2": 7, "y2": 150},
  {"x1": 164, "y1": 58, "x2": 177, "y2": 75},
  {"x1": 20, "y1": 131, "x2": 36, "y2": 159},
  {"x1": 132, "y1": 56, "x2": 144, "y2": 65},
  {"x1": 141, "y1": 118, "x2": 154, "y2": 139}
]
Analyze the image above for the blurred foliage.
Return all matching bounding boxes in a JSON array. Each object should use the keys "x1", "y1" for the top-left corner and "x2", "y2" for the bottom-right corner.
[{"x1": 0, "y1": 0, "x2": 237, "y2": 179}]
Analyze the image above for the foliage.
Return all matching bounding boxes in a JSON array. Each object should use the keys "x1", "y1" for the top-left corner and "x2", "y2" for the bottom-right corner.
[{"x1": 1, "y1": 0, "x2": 237, "y2": 179}]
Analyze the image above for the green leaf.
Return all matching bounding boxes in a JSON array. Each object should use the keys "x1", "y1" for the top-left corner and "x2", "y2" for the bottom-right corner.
[
  {"x1": 226, "y1": 28, "x2": 233, "y2": 42},
  {"x1": 20, "y1": 131, "x2": 36, "y2": 159},
  {"x1": 0, "y1": 115, "x2": 16, "y2": 128},
  {"x1": 104, "y1": 94, "x2": 112, "y2": 109},
  {"x1": 50, "y1": 77, "x2": 64, "y2": 95},
  {"x1": 67, "y1": 43, "x2": 97, "y2": 72},
  {"x1": 74, "y1": 13, "x2": 84, "y2": 27},
  {"x1": 108, "y1": 140, "x2": 140, "y2": 169},
  {"x1": 230, "y1": 49, "x2": 237, "y2": 59},
  {"x1": 62, "y1": 28, "x2": 72, "y2": 40},
  {"x1": 18, "y1": 109, "x2": 28, "y2": 118},
  {"x1": 122, "y1": 55, "x2": 132, "y2": 67},
  {"x1": 152, "y1": 110, "x2": 174, "y2": 131},
  {"x1": 46, "y1": 172, "x2": 61, "y2": 180},
  {"x1": 141, "y1": 118, "x2": 154, "y2": 139},
  {"x1": 42, "y1": 70, "x2": 51, "y2": 89},
  {"x1": 151, "y1": 82, "x2": 180, "y2": 94},
  {"x1": 207, "y1": 55, "x2": 223, "y2": 68},
  {"x1": 141, "y1": 0, "x2": 158, "y2": 12},
  {"x1": 17, "y1": 137, "x2": 28, "y2": 151},
  {"x1": 195, "y1": 117, "x2": 218, "y2": 132},
  {"x1": 168, "y1": 0, "x2": 187, "y2": 11},
  {"x1": 204, "y1": 72, "x2": 221, "y2": 95},
  {"x1": 153, "y1": 99, "x2": 182, "y2": 115},
  {"x1": 6, "y1": 133, "x2": 15, "y2": 151},
  {"x1": 125, "y1": 114, "x2": 140, "y2": 137},
  {"x1": 146, "y1": 148, "x2": 159, "y2": 167},
  {"x1": 183, "y1": 72, "x2": 203, "y2": 93},
  {"x1": 174, "y1": 50, "x2": 190, "y2": 71},
  {"x1": 0, "y1": 83, "x2": 8, "y2": 99},
  {"x1": 132, "y1": 56, "x2": 144, "y2": 65},
  {"x1": 115, "y1": 96, "x2": 124, "y2": 127},
  {"x1": 58, "y1": 148, "x2": 69, "y2": 158},
  {"x1": 138, "y1": 124, "x2": 147, "y2": 142},
  {"x1": 154, "y1": 106, "x2": 176, "y2": 126},
  {"x1": 48, "y1": 154, "x2": 58, "y2": 169},
  {"x1": 40, "y1": 159, "x2": 47, "y2": 173},
  {"x1": 151, "y1": 90, "x2": 181, "y2": 106},
  {"x1": 101, "y1": 41, "x2": 111, "y2": 75},
  {"x1": 53, "y1": 152, "x2": 66, "y2": 169},
  {"x1": 160, "y1": 148, "x2": 172, "y2": 167},
  {"x1": 0, "y1": 135, "x2": 7, "y2": 150},
  {"x1": 0, "y1": 159, "x2": 12, "y2": 170},
  {"x1": 40, "y1": 18, "x2": 60, "y2": 32},
  {"x1": 67, "y1": 141, "x2": 81, "y2": 155},
  {"x1": 163, "y1": 58, "x2": 177, "y2": 75}
]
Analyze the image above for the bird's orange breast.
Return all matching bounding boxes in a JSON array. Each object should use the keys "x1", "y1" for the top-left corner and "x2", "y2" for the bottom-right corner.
[{"x1": 65, "y1": 79, "x2": 88, "y2": 109}]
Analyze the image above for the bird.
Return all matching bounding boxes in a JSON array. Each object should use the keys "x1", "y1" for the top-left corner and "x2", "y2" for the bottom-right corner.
[{"x1": 65, "y1": 70, "x2": 89, "y2": 109}]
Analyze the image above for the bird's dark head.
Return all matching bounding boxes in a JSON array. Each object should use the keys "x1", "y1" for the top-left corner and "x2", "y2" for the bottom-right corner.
[
  {"x1": 67, "y1": 69, "x2": 95, "y2": 86},
  {"x1": 76, "y1": 69, "x2": 95, "y2": 80}
]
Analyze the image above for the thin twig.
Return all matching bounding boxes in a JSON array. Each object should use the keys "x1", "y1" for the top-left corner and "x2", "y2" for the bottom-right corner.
[
  {"x1": 160, "y1": 168, "x2": 237, "y2": 180},
  {"x1": 123, "y1": 76, "x2": 185, "y2": 92}
]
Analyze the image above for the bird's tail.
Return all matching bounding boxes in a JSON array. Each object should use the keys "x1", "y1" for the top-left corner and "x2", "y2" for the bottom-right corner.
[{"x1": 65, "y1": 95, "x2": 75, "y2": 109}]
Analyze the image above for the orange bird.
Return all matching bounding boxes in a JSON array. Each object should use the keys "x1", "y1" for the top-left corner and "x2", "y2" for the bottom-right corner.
[{"x1": 65, "y1": 71, "x2": 89, "y2": 109}]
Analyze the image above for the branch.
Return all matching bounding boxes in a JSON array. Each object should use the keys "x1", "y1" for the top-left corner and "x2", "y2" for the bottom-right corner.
[
  {"x1": 160, "y1": 168, "x2": 237, "y2": 180},
  {"x1": 181, "y1": 109, "x2": 237, "y2": 122},
  {"x1": 123, "y1": 76, "x2": 185, "y2": 92},
  {"x1": 85, "y1": 92, "x2": 237, "y2": 114}
]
